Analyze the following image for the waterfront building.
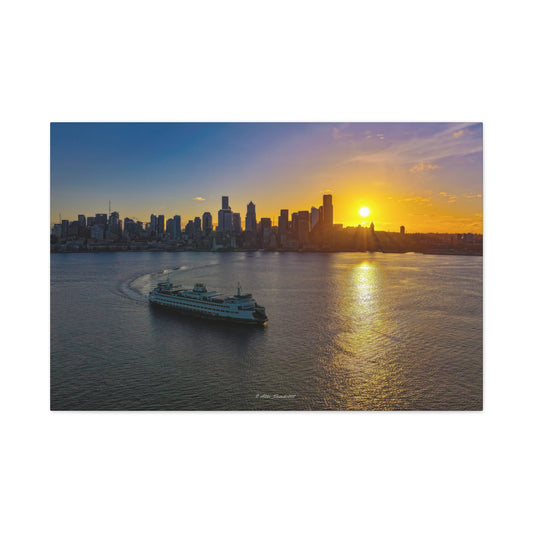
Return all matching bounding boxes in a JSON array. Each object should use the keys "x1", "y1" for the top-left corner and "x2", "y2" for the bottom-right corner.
[
  {"x1": 290, "y1": 212, "x2": 298, "y2": 236},
  {"x1": 202, "y1": 212, "x2": 213, "y2": 235},
  {"x1": 173, "y1": 215, "x2": 181, "y2": 238},
  {"x1": 95, "y1": 213, "x2": 107, "y2": 227},
  {"x1": 232, "y1": 213, "x2": 241, "y2": 233},
  {"x1": 157, "y1": 214, "x2": 165, "y2": 236},
  {"x1": 223, "y1": 211, "x2": 233, "y2": 233},
  {"x1": 68, "y1": 221, "x2": 80, "y2": 237},
  {"x1": 109, "y1": 211, "x2": 120, "y2": 236},
  {"x1": 185, "y1": 220, "x2": 194, "y2": 238},
  {"x1": 245, "y1": 201, "x2": 257, "y2": 232},
  {"x1": 194, "y1": 217, "x2": 202, "y2": 236},
  {"x1": 218, "y1": 196, "x2": 233, "y2": 232},
  {"x1": 310, "y1": 207, "x2": 319, "y2": 228},
  {"x1": 400, "y1": 225, "x2": 405, "y2": 235},
  {"x1": 123, "y1": 217, "x2": 137, "y2": 239},
  {"x1": 278, "y1": 209, "x2": 289, "y2": 235},
  {"x1": 61, "y1": 219, "x2": 69, "y2": 239},
  {"x1": 52, "y1": 224, "x2": 62, "y2": 239},
  {"x1": 323, "y1": 194, "x2": 333, "y2": 226},
  {"x1": 78, "y1": 215, "x2": 86, "y2": 229},
  {"x1": 90, "y1": 224, "x2": 104, "y2": 241},
  {"x1": 297, "y1": 211, "x2": 310, "y2": 244}
]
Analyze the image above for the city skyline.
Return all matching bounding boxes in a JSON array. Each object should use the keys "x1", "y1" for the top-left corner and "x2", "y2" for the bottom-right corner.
[{"x1": 50, "y1": 122, "x2": 483, "y2": 233}]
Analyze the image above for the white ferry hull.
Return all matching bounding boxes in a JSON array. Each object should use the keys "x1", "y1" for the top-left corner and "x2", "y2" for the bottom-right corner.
[
  {"x1": 148, "y1": 282, "x2": 268, "y2": 326},
  {"x1": 149, "y1": 299, "x2": 267, "y2": 325}
]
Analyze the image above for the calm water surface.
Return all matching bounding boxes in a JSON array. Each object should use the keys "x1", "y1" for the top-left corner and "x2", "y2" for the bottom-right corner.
[{"x1": 51, "y1": 252, "x2": 482, "y2": 410}]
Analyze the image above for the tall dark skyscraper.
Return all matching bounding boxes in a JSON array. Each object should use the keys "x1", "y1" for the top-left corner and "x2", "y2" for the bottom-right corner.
[
  {"x1": 232, "y1": 213, "x2": 242, "y2": 233},
  {"x1": 278, "y1": 209, "x2": 289, "y2": 235},
  {"x1": 194, "y1": 217, "x2": 202, "y2": 235},
  {"x1": 218, "y1": 196, "x2": 232, "y2": 232},
  {"x1": 245, "y1": 201, "x2": 257, "y2": 232},
  {"x1": 185, "y1": 220, "x2": 194, "y2": 237},
  {"x1": 202, "y1": 212, "x2": 213, "y2": 235},
  {"x1": 290, "y1": 212, "x2": 298, "y2": 237},
  {"x1": 157, "y1": 214, "x2": 165, "y2": 236},
  {"x1": 109, "y1": 211, "x2": 120, "y2": 236},
  {"x1": 323, "y1": 194, "x2": 333, "y2": 226},
  {"x1": 297, "y1": 210, "x2": 310, "y2": 244},
  {"x1": 310, "y1": 207, "x2": 319, "y2": 228},
  {"x1": 95, "y1": 213, "x2": 107, "y2": 227},
  {"x1": 173, "y1": 215, "x2": 181, "y2": 238},
  {"x1": 61, "y1": 219, "x2": 69, "y2": 239}
]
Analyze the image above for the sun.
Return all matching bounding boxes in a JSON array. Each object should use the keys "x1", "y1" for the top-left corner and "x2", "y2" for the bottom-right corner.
[{"x1": 359, "y1": 206, "x2": 370, "y2": 217}]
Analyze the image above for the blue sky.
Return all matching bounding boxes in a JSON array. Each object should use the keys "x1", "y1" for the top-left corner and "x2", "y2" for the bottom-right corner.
[{"x1": 50, "y1": 122, "x2": 483, "y2": 232}]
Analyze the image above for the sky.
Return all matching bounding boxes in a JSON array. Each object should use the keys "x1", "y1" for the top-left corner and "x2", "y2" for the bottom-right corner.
[{"x1": 50, "y1": 122, "x2": 483, "y2": 233}]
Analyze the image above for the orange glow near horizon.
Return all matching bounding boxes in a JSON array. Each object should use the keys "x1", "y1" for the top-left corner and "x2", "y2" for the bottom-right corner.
[{"x1": 51, "y1": 123, "x2": 483, "y2": 234}]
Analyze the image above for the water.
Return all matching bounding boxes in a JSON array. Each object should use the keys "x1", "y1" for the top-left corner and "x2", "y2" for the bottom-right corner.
[{"x1": 50, "y1": 251, "x2": 482, "y2": 410}]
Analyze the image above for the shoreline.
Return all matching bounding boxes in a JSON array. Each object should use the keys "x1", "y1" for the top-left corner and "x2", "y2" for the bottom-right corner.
[{"x1": 50, "y1": 248, "x2": 483, "y2": 257}]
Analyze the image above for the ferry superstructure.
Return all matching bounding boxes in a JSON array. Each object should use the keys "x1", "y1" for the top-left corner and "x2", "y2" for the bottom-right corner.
[{"x1": 148, "y1": 280, "x2": 268, "y2": 325}]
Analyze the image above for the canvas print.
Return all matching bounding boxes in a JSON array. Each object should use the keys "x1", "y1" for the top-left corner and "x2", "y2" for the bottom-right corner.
[{"x1": 50, "y1": 122, "x2": 483, "y2": 410}]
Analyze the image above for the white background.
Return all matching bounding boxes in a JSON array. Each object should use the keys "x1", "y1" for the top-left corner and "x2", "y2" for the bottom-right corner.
[{"x1": 1, "y1": 1, "x2": 532, "y2": 532}]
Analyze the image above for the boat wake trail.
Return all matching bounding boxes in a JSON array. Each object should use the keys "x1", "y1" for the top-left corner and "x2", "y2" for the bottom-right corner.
[
  {"x1": 114, "y1": 257, "x2": 246, "y2": 304},
  {"x1": 112, "y1": 267, "x2": 180, "y2": 304}
]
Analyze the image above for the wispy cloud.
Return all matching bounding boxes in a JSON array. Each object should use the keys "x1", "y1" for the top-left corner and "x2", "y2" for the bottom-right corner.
[
  {"x1": 332, "y1": 124, "x2": 352, "y2": 140},
  {"x1": 410, "y1": 161, "x2": 441, "y2": 173},
  {"x1": 347, "y1": 123, "x2": 482, "y2": 166},
  {"x1": 464, "y1": 193, "x2": 482, "y2": 199},
  {"x1": 193, "y1": 196, "x2": 206, "y2": 201},
  {"x1": 439, "y1": 191, "x2": 457, "y2": 203},
  {"x1": 400, "y1": 196, "x2": 432, "y2": 203}
]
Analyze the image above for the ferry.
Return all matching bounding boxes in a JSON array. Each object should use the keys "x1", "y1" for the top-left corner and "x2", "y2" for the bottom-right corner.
[{"x1": 149, "y1": 280, "x2": 268, "y2": 326}]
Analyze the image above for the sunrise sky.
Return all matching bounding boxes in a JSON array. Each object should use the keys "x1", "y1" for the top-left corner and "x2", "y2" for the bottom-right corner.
[{"x1": 50, "y1": 122, "x2": 483, "y2": 233}]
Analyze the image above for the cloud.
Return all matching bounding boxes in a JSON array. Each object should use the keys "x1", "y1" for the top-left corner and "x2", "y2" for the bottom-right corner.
[
  {"x1": 464, "y1": 193, "x2": 482, "y2": 199},
  {"x1": 439, "y1": 191, "x2": 457, "y2": 202},
  {"x1": 453, "y1": 130, "x2": 464, "y2": 138},
  {"x1": 193, "y1": 196, "x2": 206, "y2": 201},
  {"x1": 410, "y1": 161, "x2": 441, "y2": 173},
  {"x1": 346, "y1": 122, "x2": 482, "y2": 166},
  {"x1": 400, "y1": 196, "x2": 432, "y2": 203},
  {"x1": 332, "y1": 125, "x2": 351, "y2": 140}
]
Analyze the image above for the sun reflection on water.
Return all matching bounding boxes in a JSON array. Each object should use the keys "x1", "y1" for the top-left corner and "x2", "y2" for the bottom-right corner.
[
  {"x1": 323, "y1": 259, "x2": 411, "y2": 409},
  {"x1": 351, "y1": 261, "x2": 377, "y2": 311}
]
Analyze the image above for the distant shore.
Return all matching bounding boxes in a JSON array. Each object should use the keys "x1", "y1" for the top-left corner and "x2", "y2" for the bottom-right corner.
[{"x1": 50, "y1": 248, "x2": 482, "y2": 257}]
